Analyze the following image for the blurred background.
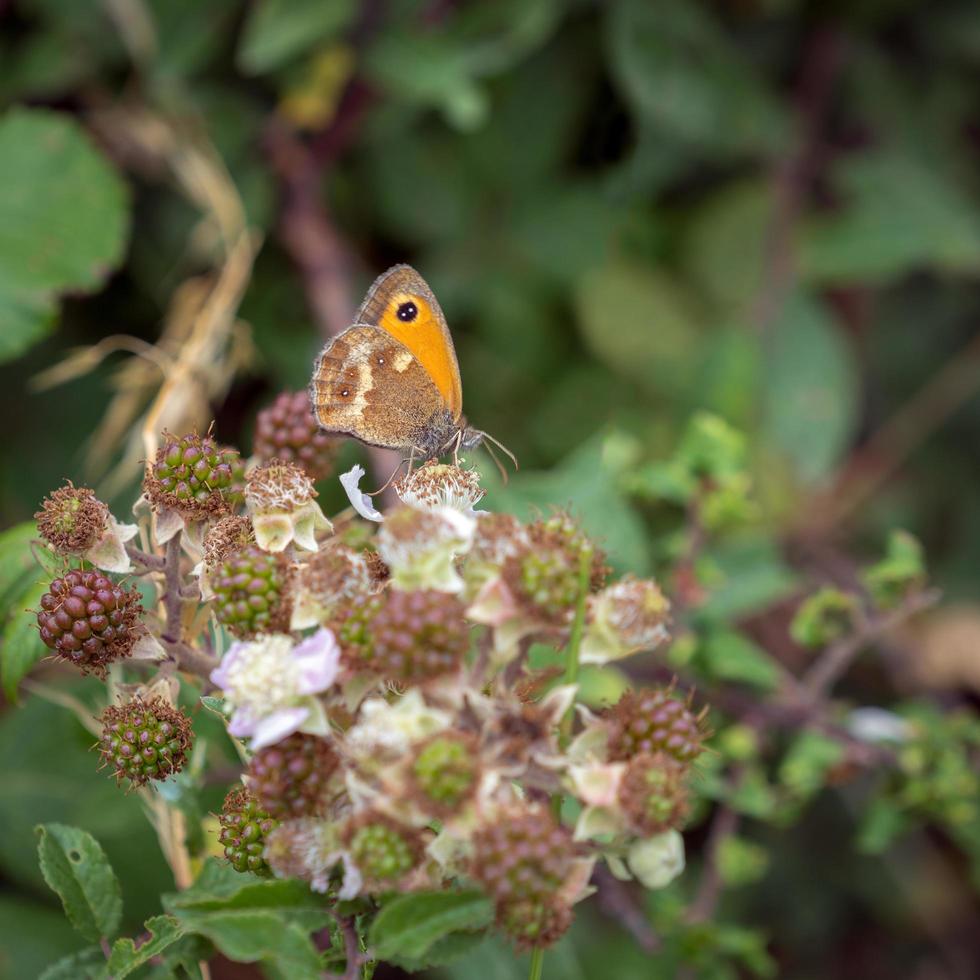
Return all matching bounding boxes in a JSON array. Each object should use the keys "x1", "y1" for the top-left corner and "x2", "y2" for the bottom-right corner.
[{"x1": 1, "y1": 0, "x2": 980, "y2": 977}]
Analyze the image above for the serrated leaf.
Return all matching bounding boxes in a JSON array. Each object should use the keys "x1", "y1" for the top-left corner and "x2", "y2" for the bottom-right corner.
[
  {"x1": 104, "y1": 915, "x2": 186, "y2": 979},
  {"x1": 238, "y1": 0, "x2": 356, "y2": 74},
  {"x1": 38, "y1": 946, "x2": 105, "y2": 980},
  {"x1": 369, "y1": 889, "x2": 494, "y2": 963},
  {"x1": 175, "y1": 908, "x2": 324, "y2": 979},
  {"x1": 2, "y1": 578, "x2": 51, "y2": 702},
  {"x1": 0, "y1": 108, "x2": 129, "y2": 363},
  {"x1": 36, "y1": 824, "x2": 123, "y2": 942},
  {"x1": 199, "y1": 695, "x2": 226, "y2": 716},
  {"x1": 384, "y1": 928, "x2": 488, "y2": 971}
]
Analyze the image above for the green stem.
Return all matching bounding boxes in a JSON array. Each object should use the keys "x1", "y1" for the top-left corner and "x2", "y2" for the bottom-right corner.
[{"x1": 528, "y1": 947, "x2": 545, "y2": 980}]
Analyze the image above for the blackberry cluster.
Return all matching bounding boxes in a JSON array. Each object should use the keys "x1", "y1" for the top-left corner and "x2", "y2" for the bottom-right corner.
[
  {"x1": 212, "y1": 544, "x2": 291, "y2": 637},
  {"x1": 618, "y1": 751, "x2": 690, "y2": 835},
  {"x1": 35, "y1": 482, "x2": 108, "y2": 554},
  {"x1": 145, "y1": 431, "x2": 239, "y2": 518},
  {"x1": 409, "y1": 732, "x2": 479, "y2": 816},
  {"x1": 369, "y1": 589, "x2": 469, "y2": 684},
  {"x1": 37, "y1": 569, "x2": 143, "y2": 676},
  {"x1": 345, "y1": 813, "x2": 423, "y2": 887},
  {"x1": 218, "y1": 787, "x2": 279, "y2": 875},
  {"x1": 98, "y1": 696, "x2": 194, "y2": 787},
  {"x1": 247, "y1": 733, "x2": 338, "y2": 820},
  {"x1": 470, "y1": 809, "x2": 578, "y2": 950},
  {"x1": 607, "y1": 687, "x2": 706, "y2": 764},
  {"x1": 253, "y1": 390, "x2": 339, "y2": 480}
]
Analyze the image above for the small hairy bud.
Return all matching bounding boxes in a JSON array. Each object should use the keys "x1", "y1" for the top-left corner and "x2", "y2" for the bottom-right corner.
[
  {"x1": 144, "y1": 431, "x2": 239, "y2": 518},
  {"x1": 212, "y1": 543, "x2": 291, "y2": 638},
  {"x1": 35, "y1": 482, "x2": 109, "y2": 554},
  {"x1": 395, "y1": 461, "x2": 485, "y2": 513},
  {"x1": 607, "y1": 687, "x2": 707, "y2": 765},
  {"x1": 245, "y1": 459, "x2": 316, "y2": 514},
  {"x1": 344, "y1": 811, "x2": 424, "y2": 888},
  {"x1": 617, "y1": 751, "x2": 689, "y2": 835},
  {"x1": 408, "y1": 731, "x2": 479, "y2": 816},
  {"x1": 253, "y1": 390, "x2": 340, "y2": 480},
  {"x1": 218, "y1": 787, "x2": 279, "y2": 875},
  {"x1": 247, "y1": 733, "x2": 339, "y2": 820},
  {"x1": 37, "y1": 570, "x2": 144, "y2": 676},
  {"x1": 98, "y1": 696, "x2": 193, "y2": 787}
]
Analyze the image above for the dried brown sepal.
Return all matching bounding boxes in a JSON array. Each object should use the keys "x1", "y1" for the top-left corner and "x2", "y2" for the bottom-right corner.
[
  {"x1": 203, "y1": 515, "x2": 255, "y2": 568},
  {"x1": 35, "y1": 481, "x2": 109, "y2": 554}
]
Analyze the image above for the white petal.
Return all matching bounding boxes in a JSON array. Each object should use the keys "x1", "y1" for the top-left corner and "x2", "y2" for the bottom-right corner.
[
  {"x1": 292, "y1": 500, "x2": 332, "y2": 552},
  {"x1": 340, "y1": 465, "x2": 384, "y2": 522},
  {"x1": 252, "y1": 512, "x2": 294, "y2": 552},
  {"x1": 249, "y1": 706, "x2": 310, "y2": 749},
  {"x1": 627, "y1": 831, "x2": 685, "y2": 890}
]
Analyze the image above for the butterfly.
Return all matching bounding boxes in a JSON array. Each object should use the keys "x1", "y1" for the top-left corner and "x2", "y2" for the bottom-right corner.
[{"x1": 309, "y1": 265, "x2": 514, "y2": 473}]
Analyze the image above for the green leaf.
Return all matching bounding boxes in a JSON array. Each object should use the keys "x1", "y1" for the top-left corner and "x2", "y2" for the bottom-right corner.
[
  {"x1": 762, "y1": 292, "x2": 858, "y2": 484},
  {"x1": 575, "y1": 259, "x2": 703, "y2": 399},
  {"x1": 790, "y1": 587, "x2": 858, "y2": 648},
  {"x1": 238, "y1": 0, "x2": 355, "y2": 74},
  {"x1": 368, "y1": 889, "x2": 494, "y2": 963},
  {"x1": 104, "y1": 915, "x2": 187, "y2": 979},
  {"x1": 175, "y1": 908, "x2": 324, "y2": 979},
  {"x1": 716, "y1": 836, "x2": 770, "y2": 888},
  {"x1": 857, "y1": 797, "x2": 909, "y2": 854},
  {"x1": 0, "y1": 108, "x2": 129, "y2": 363},
  {"x1": 35, "y1": 824, "x2": 123, "y2": 942},
  {"x1": 700, "y1": 628, "x2": 780, "y2": 692},
  {"x1": 699, "y1": 534, "x2": 798, "y2": 620},
  {"x1": 863, "y1": 530, "x2": 926, "y2": 608},
  {"x1": 1, "y1": 578, "x2": 49, "y2": 702},
  {"x1": 606, "y1": 0, "x2": 785, "y2": 155},
  {"x1": 0, "y1": 520, "x2": 39, "y2": 608},
  {"x1": 38, "y1": 946, "x2": 105, "y2": 980},
  {"x1": 800, "y1": 151, "x2": 980, "y2": 285},
  {"x1": 778, "y1": 732, "x2": 844, "y2": 798}
]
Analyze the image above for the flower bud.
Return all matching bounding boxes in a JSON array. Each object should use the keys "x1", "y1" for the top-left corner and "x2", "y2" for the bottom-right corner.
[{"x1": 245, "y1": 459, "x2": 332, "y2": 552}]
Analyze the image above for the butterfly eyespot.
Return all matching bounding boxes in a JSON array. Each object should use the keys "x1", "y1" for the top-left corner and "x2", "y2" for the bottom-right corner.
[
  {"x1": 376, "y1": 355, "x2": 385, "y2": 366},
  {"x1": 396, "y1": 301, "x2": 418, "y2": 323},
  {"x1": 340, "y1": 388, "x2": 350, "y2": 398}
]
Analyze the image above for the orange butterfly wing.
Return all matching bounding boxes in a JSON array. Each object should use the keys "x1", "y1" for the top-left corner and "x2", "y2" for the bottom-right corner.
[{"x1": 355, "y1": 265, "x2": 463, "y2": 419}]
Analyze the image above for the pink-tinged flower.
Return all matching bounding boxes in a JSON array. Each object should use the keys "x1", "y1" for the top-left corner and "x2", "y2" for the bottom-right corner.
[{"x1": 210, "y1": 629, "x2": 340, "y2": 749}]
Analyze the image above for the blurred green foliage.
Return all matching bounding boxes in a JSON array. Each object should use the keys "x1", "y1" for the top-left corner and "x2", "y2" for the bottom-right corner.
[{"x1": 1, "y1": 0, "x2": 980, "y2": 977}]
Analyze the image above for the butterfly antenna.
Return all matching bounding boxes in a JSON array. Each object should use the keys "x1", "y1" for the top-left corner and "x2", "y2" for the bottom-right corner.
[
  {"x1": 481, "y1": 431, "x2": 519, "y2": 473},
  {"x1": 482, "y1": 439, "x2": 508, "y2": 484}
]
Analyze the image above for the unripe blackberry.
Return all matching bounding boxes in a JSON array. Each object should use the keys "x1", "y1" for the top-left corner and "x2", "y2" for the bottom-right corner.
[
  {"x1": 497, "y1": 897, "x2": 573, "y2": 951},
  {"x1": 332, "y1": 592, "x2": 383, "y2": 667},
  {"x1": 254, "y1": 390, "x2": 340, "y2": 480},
  {"x1": 370, "y1": 589, "x2": 469, "y2": 684},
  {"x1": 98, "y1": 696, "x2": 193, "y2": 787},
  {"x1": 36, "y1": 569, "x2": 143, "y2": 676},
  {"x1": 218, "y1": 787, "x2": 279, "y2": 875},
  {"x1": 247, "y1": 733, "x2": 339, "y2": 820},
  {"x1": 212, "y1": 544, "x2": 291, "y2": 637},
  {"x1": 618, "y1": 751, "x2": 689, "y2": 835},
  {"x1": 470, "y1": 808, "x2": 578, "y2": 908},
  {"x1": 408, "y1": 732, "x2": 479, "y2": 816},
  {"x1": 607, "y1": 687, "x2": 707, "y2": 764},
  {"x1": 145, "y1": 431, "x2": 239, "y2": 519},
  {"x1": 35, "y1": 482, "x2": 108, "y2": 554},
  {"x1": 345, "y1": 812, "x2": 423, "y2": 888}
]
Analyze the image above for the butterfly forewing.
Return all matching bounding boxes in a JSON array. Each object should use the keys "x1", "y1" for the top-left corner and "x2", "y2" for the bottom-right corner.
[{"x1": 356, "y1": 265, "x2": 463, "y2": 419}]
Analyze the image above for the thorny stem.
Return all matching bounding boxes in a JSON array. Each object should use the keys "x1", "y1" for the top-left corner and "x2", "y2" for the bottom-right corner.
[
  {"x1": 323, "y1": 911, "x2": 369, "y2": 980},
  {"x1": 125, "y1": 542, "x2": 166, "y2": 570}
]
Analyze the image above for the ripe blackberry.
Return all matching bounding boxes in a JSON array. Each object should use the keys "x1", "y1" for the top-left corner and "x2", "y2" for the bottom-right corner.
[
  {"x1": 247, "y1": 733, "x2": 339, "y2": 820},
  {"x1": 408, "y1": 732, "x2": 479, "y2": 816},
  {"x1": 618, "y1": 751, "x2": 689, "y2": 835},
  {"x1": 370, "y1": 589, "x2": 469, "y2": 684},
  {"x1": 470, "y1": 808, "x2": 579, "y2": 949},
  {"x1": 35, "y1": 482, "x2": 108, "y2": 554},
  {"x1": 212, "y1": 544, "x2": 291, "y2": 638},
  {"x1": 253, "y1": 390, "x2": 340, "y2": 480},
  {"x1": 218, "y1": 787, "x2": 279, "y2": 875},
  {"x1": 144, "y1": 431, "x2": 239, "y2": 519},
  {"x1": 98, "y1": 696, "x2": 193, "y2": 787},
  {"x1": 345, "y1": 812, "x2": 423, "y2": 888},
  {"x1": 36, "y1": 569, "x2": 143, "y2": 676},
  {"x1": 607, "y1": 687, "x2": 707, "y2": 764}
]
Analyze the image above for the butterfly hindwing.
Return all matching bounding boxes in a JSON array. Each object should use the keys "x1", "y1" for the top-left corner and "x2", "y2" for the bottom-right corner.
[
  {"x1": 356, "y1": 265, "x2": 463, "y2": 419},
  {"x1": 310, "y1": 325, "x2": 448, "y2": 452}
]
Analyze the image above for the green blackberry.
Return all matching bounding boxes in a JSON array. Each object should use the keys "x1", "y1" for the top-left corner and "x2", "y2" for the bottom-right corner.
[
  {"x1": 98, "y1": 696, "x2": 193, "y2": 786},
  {"x1": 253, "y1": 390, "x2": 340, "y2": 480},
  {"x1": 345, "y1": 812, "x2": 423, "y2": 888},
  {"x1": 247, "y1": 733, "x2": 338, "y2": 819},
  {"x1": 212, "y1": 544, "x2": 291, "y2": 638},
  {"x1": 607, "y1": 687, "x2": 707, "y2": 764},
  {"x1": 35, "y1": 482, "x2": 108, "y2": 554},
  {"x1": 332, "y1": 592, "x2": 383, "y2": 668},
  {"x1": 145, "y1": 431, "x2": 239, "y2": 518},
  {"x1": 618, "y1": 751, "x2": 689, "y2": 835},
  {"x1": 409, "y1": 732, "x2": 479, "y2": 816},
  {"x1": 36, "y1": 569, "x2": 143, "y2": 676},
  {"x1": 218, "y1": 787, "x2": 279, "y2": 875}
]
